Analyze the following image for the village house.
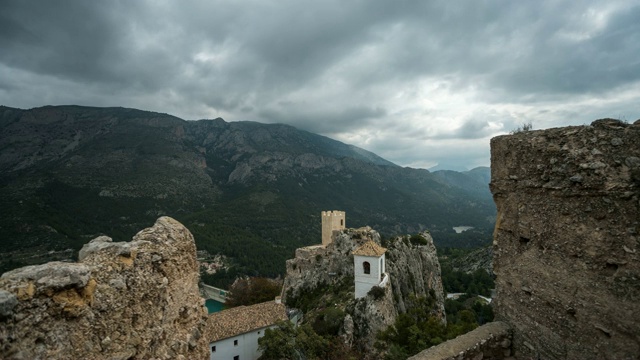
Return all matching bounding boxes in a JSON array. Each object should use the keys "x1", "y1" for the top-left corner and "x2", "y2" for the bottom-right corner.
[{"x1": 207, "y1": 299, "x2": 287, "y2": 360}]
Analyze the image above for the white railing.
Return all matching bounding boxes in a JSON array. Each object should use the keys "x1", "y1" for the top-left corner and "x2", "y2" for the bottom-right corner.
[
  {"x1": 200, "y1": 284, "x2": 228, "y2": 303},
  {"x1": 378, "y1": 273, "x2": 389, "y2": 288}
]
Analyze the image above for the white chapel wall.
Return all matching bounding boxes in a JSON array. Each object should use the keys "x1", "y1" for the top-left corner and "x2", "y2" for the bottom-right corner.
[
  {"x1": 209, "y1": 325, "x2": 273, "y2": 360},
  {"x1": 354, "y1": 254, "x2": 384, "y2": 298}
]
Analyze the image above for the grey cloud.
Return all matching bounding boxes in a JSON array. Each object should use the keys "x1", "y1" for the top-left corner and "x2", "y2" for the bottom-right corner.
[
  {"x1": 480, "y1": 4, "x2": 640, "y2": 101},
  {"x1": 259, "y1": 105, "x2": 387, "y2": 134},
  {"x1": 0, "y1": 1, "x2": 127, "y2": 83},
  {"x1": 446, "y1": 119, "x2": 501, "y2": 140},
  {"x1": 438, "y1": 112, "x2": 526, "y2": 140},
  {"x1": 373, "y1": 136, "x2": 492, "y2": 171},
  {"x1": 2, "y1": 1, "x2": 634, "y2": 101},
  {"x1": 0, "y1": 0, "x2": 639, "y2": 170}
]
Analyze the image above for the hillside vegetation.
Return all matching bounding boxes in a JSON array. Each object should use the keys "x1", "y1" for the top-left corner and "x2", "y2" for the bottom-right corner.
[{"x1": 0, "y1": 105, "x2": 496, "y2": 280}]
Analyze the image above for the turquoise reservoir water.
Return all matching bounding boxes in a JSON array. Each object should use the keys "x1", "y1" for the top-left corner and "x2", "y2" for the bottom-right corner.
[{"x1": 205, "y1": 299, "x2": 224, "y2": 313}]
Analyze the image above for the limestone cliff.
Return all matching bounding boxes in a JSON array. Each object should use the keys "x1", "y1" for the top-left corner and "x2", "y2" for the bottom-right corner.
[
  {"x1": 385, "y1": 233, "x2": 446, "y2": 317},
  {"x1": 0, "y1": 217, "x2": 209, "y2": 360},
  {"x1": 282, "y1": 227, "x2": 445, "y2": 355},
  {"x1": 490, "y1": 119, "x2": 640, "y2": 359}
]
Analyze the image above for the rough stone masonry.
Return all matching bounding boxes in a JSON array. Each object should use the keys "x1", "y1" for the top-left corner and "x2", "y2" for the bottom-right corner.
[
  {"x1": 490, "y1": 119, "x2": 640, "y2": 359},
  {"x1": 0, "y1": 217, "x2": 209, "y2": 360}
]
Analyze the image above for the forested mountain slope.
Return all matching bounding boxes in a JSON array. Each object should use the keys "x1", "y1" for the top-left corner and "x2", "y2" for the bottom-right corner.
[{"x1": 0, "y1": 105, "x2": 495, "y2": 277}]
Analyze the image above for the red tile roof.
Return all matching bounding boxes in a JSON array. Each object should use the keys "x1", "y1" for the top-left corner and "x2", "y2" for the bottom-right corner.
[
  {"x1": 207, "y1": 301, "x2": 287, "y2": 342},
  {"x1": 352, "y1": 240, "x2": 387, "y2": 257}
]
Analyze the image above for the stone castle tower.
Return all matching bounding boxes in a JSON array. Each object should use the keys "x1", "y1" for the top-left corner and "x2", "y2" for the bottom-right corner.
[{"x1": 321, "y1": 210, "x2": 345, "y2": 246}]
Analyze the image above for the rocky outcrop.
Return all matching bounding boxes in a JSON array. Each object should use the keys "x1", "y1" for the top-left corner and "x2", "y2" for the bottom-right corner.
[
  {"x1": 0, "y1": 217, "x2": 209, "y2": 360},
  {"x1": 348, "y1": 277, "x2": 397, "y2": 354},
  {"x1": 282, "y1": 227, "x2": 377, "y2": 303},
  {"x1": 490, "y1": 119, "x2": 640, "y2": 359},
  {"x1": 282, "y1": 228, "x2": 445, "y2": 355},
  {"x1": 385, "y1": 233, "x2": 446, "y2": 318}
]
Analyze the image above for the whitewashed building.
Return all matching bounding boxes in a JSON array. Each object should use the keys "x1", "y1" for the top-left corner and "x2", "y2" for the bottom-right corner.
[
  {"x1": 353, "y1": 240, "x2": 388, "y2": 299},
  {"x1": 207, "y1": 299, "x2": 287, "y2": 360}
]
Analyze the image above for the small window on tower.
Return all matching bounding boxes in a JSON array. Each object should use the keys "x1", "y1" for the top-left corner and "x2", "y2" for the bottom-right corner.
[
  {"x1": 341, "y1": 219, "x2": 344, "y2": 226},
  {"x1": 363, "y1": 261, "x2": 370, "y2": 274},
  {"x1": 234, "y1": 339, "x2": 238, "y2": 346}
]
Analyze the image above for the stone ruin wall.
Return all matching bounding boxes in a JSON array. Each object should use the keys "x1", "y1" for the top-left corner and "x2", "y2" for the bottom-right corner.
[
  {"x1": 409, "y1": 321, "x2": 512, "y2": 360},
  {"x1": 490, "y1": 119, "x2": 640, "y2": 359},
  {"x1": 0, "y1": 217, "x2": 209, "y2": 360}
]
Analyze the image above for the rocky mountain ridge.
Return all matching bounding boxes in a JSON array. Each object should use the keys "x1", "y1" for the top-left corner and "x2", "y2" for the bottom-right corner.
[{"x1": 0, "y1": 105, "x2": 495, "y2": 277}]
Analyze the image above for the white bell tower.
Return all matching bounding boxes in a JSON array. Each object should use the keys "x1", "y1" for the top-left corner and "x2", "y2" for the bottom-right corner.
[{"x1": 353, "y1": 240, "x2": 387, "y2": 299}]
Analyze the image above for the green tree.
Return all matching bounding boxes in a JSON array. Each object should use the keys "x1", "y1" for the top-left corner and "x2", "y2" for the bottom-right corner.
[
  {"x1": 225, "y1": 277, "x2": 282, "y2": 307},
  {"x1": 409, "y1": 234, "x2": 428, "y2": 246},
  {"x1": 384, "y1": 344, "x2": 409, "y2": 360},
  {"x1": 296, "y1": 324, "x2": 329, "y2": 359},
  {"x1": 258, "y1": 321, "x2": 329, "y2": 360},
  {"x1": 376, "y1": 294, "x2": 446, "y2": 358},
  {"x1": 458, "y1": 310, "x2": 478, "y2": 333},
  {"x1": 472, "y1": 301, "x2": 494, "y2": 325},
  {"x1": 258, "y1": 321, "x2": 297, "y2": 359},
  {"x1": 312, "y1": 307, "x2": 346, "y2": 336}
]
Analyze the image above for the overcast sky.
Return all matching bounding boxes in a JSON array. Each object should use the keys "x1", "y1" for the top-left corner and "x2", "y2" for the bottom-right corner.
[{"x1": 1, "y1": 1, "x2": 639, "y2": 170}]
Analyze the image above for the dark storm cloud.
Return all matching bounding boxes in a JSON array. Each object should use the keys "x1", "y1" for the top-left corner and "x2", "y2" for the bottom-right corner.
[
  {"x1": 444, "y1": 118, "x2": 503, "y2": 140},
  {"x1": 1, "y1": 0, "x2": 639, "y2": 169},
  {"x1": 0, "y1": 2, "x2": 129, "y2": 83},
  {"x1": 483, "y1": 3, "x2": 640, "y2": 101}
]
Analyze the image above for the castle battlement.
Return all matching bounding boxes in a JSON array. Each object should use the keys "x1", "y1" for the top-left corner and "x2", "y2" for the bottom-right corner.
[{"x1": 321, "y1": 210, "x2": 344, "y2": 216}]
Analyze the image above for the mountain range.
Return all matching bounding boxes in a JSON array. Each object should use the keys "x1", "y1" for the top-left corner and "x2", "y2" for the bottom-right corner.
[{"x1": 0, "y1": 105, "x2": 495, "y2": 279}]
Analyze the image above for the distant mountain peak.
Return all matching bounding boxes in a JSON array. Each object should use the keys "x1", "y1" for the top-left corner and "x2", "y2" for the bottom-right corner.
[{"x1": 428, "y1": 163, "x2": 469, "y2": 172}]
